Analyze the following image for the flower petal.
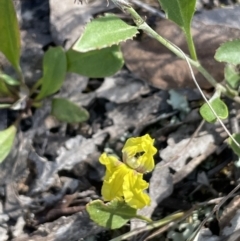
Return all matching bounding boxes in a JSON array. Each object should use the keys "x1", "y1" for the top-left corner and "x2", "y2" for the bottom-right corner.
[
  {"x1": 100, "y1": 153, "x2": 130, "y2": 201},
  {"x1": 137, "y1": 153, "x2": 155, "y2": 173},
  {"x1": 123, "y1": 171, "x2": 151, "y2": 209},
  {"x1": 99, "y1": 153, "x2": 120, "y2": 171},
  {"x1": 99, "y1": 135, "x2": 156, "y2": 210},
  {"x1": 122, "y1": 134, "x2": 157, "y2": 172}
]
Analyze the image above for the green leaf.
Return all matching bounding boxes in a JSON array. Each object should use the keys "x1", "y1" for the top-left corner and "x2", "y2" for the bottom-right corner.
[
  {"x1": 215, "y1": 40, "x2": 240, "y2": 65},
  {"x1": 67, "y1": 45, "x2": 124, "y2": 77},
  {"x1": 158, "y1": 0, "x2": 197, "y2": 60},
  {"x1": 229, "y1": 133, "x2": 240, "y2": 157},
  {"x1": 0, "y1": 80, "x2": 13, "y2": 97},
  {"x1": 224, "y1": 64, "x2": 240, "y2": 89},
  {"x1": 158, "y1": 0, "x2": 196, "y2": 33},
  {"x1": 0, "y1": 125, "x2": 17, "y2": 163},
  {"x1": 0, "y1": 0, "x2": 21, "y2": 72},
  {"x1": 51, "y1": 98, "x2": 89, "y2": 123},
  {"x1": 199, "y1": 98, "x2": 228, "y2": 123},
  {"x1": 0, "y1": 74, "x2": 20, "y2": 86},
  {"x1": 35, "y1": 47, "x2": 67, "y2": 101},
  {"x1": 73, "y1": 13, "x2": 138, "y2": 53},
  {"x1": 86, "y1": 199, "x2": 137, "y2": 229}
]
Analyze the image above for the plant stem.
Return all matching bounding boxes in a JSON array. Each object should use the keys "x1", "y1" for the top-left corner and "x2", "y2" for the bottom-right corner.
[
  {"x1": 0, "y1": 70, "x2": 18, "y2": 98},
  {"x1": 135, "y1": 214, "x2": 152, "y2": 223},
  {"x1": 29, "y1": 78, "x2": 43, "y2": 96},
  {"x1": 184, "y1": 30, "x2": 198, "y2": 61},
  {"x1": 110, "y1": 211, "x2": 186, "y2": 241},
  {"x1": 17, "y1": 67, "x2": 25, "y2": 84},
  {"x1": 124, "y1": 6, "x2": 240, "y2": 103}
]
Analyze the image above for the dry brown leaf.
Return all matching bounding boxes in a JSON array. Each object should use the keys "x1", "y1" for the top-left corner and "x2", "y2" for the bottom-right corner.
[{"x1": 122, "y1": 18, "x2": 240, "y2": 89}]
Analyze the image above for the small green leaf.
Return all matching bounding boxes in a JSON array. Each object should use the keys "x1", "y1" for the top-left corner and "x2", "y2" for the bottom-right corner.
[
  {"x1": 67, "y1": 45, "x2": 124, "y2": 77},
  {"x1": 0, "y1": 74, "x2": 19, "y2": 86},
  {"x1": 51, "y1": 98, "x2": 89, "y2": 123},
  {"x1": 215, "y1": 40, "x2": 240, "y2": 65},
  {"x1": 224, "y1": 64, "x2": 240, "y2": 89},
  {"x1": 0, "y1": 0, "x2": 21, "y2": 72},
  {"x1": 200, "y1": 98, "x2": 228, "y2": 123},
  {"x1": 73, "y1": 14, "x2": 138, "y2": 53},
  {"x1": 158, "y1": 0, "x2": 196, "y2": 33},
  {"x1": 35, "y1": 47, "x2": 67, "y2": 101},
  {"x1": 0, "y1": 125, "x2": 17, "y2": 163},
  {"x1": 229, "y1": 133, "x2": 240, "y2": 157},
  {"x1": 86, "y1": 199, "x2": 137, "y2": 229}
]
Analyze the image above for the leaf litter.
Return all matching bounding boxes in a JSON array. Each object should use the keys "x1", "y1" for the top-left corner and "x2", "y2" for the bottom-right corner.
[{"x1": 1, "y1": 0, "x2": 240, "y2": 241}]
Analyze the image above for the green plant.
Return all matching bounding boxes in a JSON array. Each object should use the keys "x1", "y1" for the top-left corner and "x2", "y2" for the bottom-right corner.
[
  {"x1": 86, "y1": 134, "x2": 186, "y2": 231},
  {"x1": 87, "y1": 134, "x2": 156, "y2": 228},
  {"x1": 0, "y1": 0, "x2": 125, "y2": 163},
  {"x1": 2, "y1": 0, "x2": 240, "y2": 237},
  {"x1": 99, "y1": 0, "x2": 240, "y2": 154},
  {"x1": 69, "y1": 0, "x2": 240, "y2": 235}
]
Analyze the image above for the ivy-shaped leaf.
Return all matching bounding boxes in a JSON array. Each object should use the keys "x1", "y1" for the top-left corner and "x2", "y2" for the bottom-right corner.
[
  {"x1": 73, "y1": 13, "x2": 138, "y2": 53},
  {"x1": 200, "y1": 98, "x2": 228, "y2": 123},
  {"x1": 215, "y1": 40, "x2": 240, "y2": 65},
  {"x1": 67, "y1": 45, "x2": 124, "y2": 77},
  {"x1": 87, "y1": 199, "x2": 137, "y2": 229},
  {"x1": 0, "y1": 0, "x2": 21, "y2": 72},
  {"x1": 35, "y1": 47, "x2": 67, "y2": 101},
  {"x1": 0, "y1": 125, "x2": 17, "y2": 163},
  {"x1": 51, "y1": 98, "x2": 89, "y2": 123}
]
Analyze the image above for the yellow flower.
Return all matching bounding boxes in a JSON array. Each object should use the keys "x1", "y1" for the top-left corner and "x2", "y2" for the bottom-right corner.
[
  {"x1": 99, "y1": 134, "x2": 157, "y2": 209},
  {"x1": 122, "y1": 134, "x2": 157, "y2": 173}
]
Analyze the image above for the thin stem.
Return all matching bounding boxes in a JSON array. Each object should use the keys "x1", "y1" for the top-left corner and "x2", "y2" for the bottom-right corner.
[
  {"x1": 17, "y1": 67, "x2": 25, "y2": 85},
  {"x1": 130, "y1": 0, "x2": 197, "y2": 61},
  {"x1": 179, "y1": 44, "x2": 240, "y2": 148},
  {"x1": 29, "y1": 78, "x2": 43, "y2": 96},
  {"x1": 131, "y1": 0, "x2": 165, "y2": 18},
  {"x1": 124, "y1": 6, "x2": 240, "y2": 103},
  {"x1": 184, "y1": 30, "x2": 198, "y2": 61},
  {"x1": 126, "y1": 7, "x2": 217, "y2": 83},
  {"x1": 135, "y1": 214, "x2": 152, "y2": 223},
  {"x1": 0, "y1": 70, "x2": 18, "y2": 98},
  {"x1": 17, "y1": 67, "x2": 32, "y2": 100},
  {"x1": 187, "y1": 184, "x2": 240, "y2": 241},
  {"x1": 110, "y1": 212, "x2": 185, "y2": 241},
  {"x1": 120, "y1": 4, "x2": 240, "y2": 147}
]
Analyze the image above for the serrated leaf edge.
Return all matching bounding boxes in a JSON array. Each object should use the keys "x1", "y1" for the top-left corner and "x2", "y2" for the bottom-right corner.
[{"x1": 73, "y1": 13, "x2": 139, "y2": 53}]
